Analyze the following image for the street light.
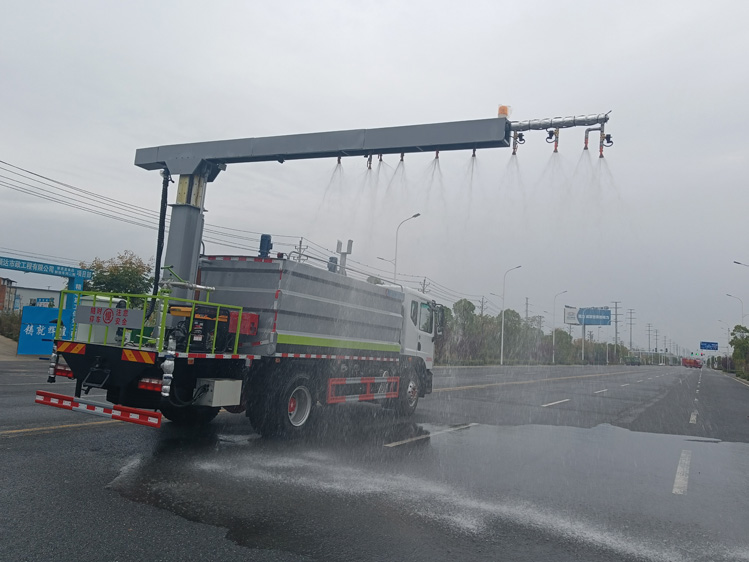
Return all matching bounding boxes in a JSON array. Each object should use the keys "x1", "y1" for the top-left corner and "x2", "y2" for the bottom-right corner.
[
  {"x1": 552, "y1": 290, "x2": 567, "y2": 364},
  {"x1": 499, "y1": 265, "x2": 521, "y2": 366},
  {"x1": 726, "y1": 293, "x2": 744, "y2": 327},
  {"x1": 393, "y1": 213, "x2": 421, "y2": 282},
  {"x1": 733, "y1": 261, "x2": 749, "y2": 268}
]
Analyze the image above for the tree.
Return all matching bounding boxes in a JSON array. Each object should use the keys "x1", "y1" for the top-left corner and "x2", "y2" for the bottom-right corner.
[
  {"x1": 451, "y1": 299, "x2": 477, "y2": 361},
  {"x1": 80, "y1": 251, "x2": 153, "y2": 296},
  {"x1": 730, "y1": 325, "x2": 749, "y2": 376}
]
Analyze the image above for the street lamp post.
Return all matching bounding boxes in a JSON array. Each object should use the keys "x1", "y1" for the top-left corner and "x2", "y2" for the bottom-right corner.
[
  {"x1": 552, "y1": 290, "x2": 568, "y2": 364},
  {"x1": 726, "y1": 293, "x2": 744, "y2": 327},
  {"x1": 499, "y1": 265, "x2": 522, "y2": 366},
  {"x1": 393, "y1": 213, "x2": 421, "y2": 282}
]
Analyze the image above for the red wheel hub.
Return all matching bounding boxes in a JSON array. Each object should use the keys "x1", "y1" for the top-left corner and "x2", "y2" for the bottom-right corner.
[{"x1": 288, "y1": 397, "x2": 297, "y2": 414}]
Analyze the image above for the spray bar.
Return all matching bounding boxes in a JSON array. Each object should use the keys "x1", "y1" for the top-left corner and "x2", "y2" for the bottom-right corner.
[{"x1": 509, "y1": 113, "x2": 610, "y2": 132}]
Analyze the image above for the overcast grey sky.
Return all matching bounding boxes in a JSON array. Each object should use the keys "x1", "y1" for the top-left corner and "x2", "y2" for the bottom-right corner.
[{"x1": 2, "y1": 1, "x2": 748, "y2": 353}]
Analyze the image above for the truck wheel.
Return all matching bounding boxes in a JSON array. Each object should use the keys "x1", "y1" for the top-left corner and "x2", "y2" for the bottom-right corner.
[
  {"x1": 276, "y1": 375, "x2": 315, "y2": 436},
  {"x1": 282, "y1": 375, "x2": 314, "y2": 433},
  {"x1": 252, "y1": 374, "x2": 315, "y2": 437},
  {"x1": 396, "y1": 370, "x2": 419, "y2": 416},
  {"x1": 160, "y1": 401, "x2": 220, "y2": 426}
]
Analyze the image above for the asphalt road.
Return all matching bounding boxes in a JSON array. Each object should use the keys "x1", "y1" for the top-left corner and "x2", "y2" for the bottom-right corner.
[{"x1": 2, "y1": 361, "x2": 749, "y2": 561}]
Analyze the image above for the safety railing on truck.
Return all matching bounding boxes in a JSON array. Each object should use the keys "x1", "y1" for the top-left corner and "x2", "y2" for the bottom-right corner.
[{"x1": 55, "y1": 289, "x2": 253, "y2": 355}]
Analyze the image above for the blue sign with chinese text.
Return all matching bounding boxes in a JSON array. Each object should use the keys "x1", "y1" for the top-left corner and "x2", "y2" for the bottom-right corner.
[
  {"x1": 17, "y1": 307, "x2": 73, "y2": 356},
  {"x1": 577, "y1": 307, "x2": 611, "y2": 326},
  {"x1": 0, "y1": 256, "x2": 93, "y2": 280},
  {"x1": 700, "y1": 341, "x2": 718, "y2": 351}
]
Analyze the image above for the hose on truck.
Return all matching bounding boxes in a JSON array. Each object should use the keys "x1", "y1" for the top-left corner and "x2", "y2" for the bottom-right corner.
[
  {"x1": 146, "y1": 169, "x2": 172, "y2": 320},
  {"x1": 168, "y1": 384, "x2": 209, "y2": 408}
]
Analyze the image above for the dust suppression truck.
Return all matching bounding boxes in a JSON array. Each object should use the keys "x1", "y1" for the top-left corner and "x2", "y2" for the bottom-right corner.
[
  {"x1": 37, "y1": 112, "x2": 612, "y2": 432},
  {"x1": 38, "y1": 244, "x2": 443, "y2": 435}
]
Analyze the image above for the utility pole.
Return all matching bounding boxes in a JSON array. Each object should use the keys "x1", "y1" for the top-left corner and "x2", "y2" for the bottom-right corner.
[
  {"x1": 612, "y1": 301, "x2": 621, "y2": 361},
  {"x1": 525, "y1": 297, "x2": 529, "y2": 322},
  {"x1": 419, "y1": 277, "x2": 430, "y2": 294},
  {"x1": 479, "y1": 296, "x2": 486, "y2": 317},
  {"x1": 295, "y1": 237, "x2": 308, "y2": 262},
  {"x1": 646, "y1": 323, "x2": 652, "y2": 354},
  {"x1": 654, "y1": 329, "x2": 659, "y2": 363},
  {"x1": 627, "y1": 309, "x2": 635, "y2": 353}
]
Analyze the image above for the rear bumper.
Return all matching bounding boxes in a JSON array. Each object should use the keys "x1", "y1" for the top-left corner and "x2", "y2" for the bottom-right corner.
[{"x1": 35, "y1": 390, "x2": 162, "y2": 428}]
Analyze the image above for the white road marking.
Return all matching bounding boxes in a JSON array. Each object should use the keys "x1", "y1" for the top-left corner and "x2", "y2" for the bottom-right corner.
[
  {"x1": 594, "y1": 389, "x2": 608, "y2": 394},
  {"x1": 620, "y1": 383, "x2": 630, "y2": 387},
  {"x1": 672, "y1": 449, "x2": 693, "y2": 495},
  {"x1": 540, "y1": 398, "x2": 570, "y2": 408},
  {"x1": 689, "y1": 411, "x2": 698, "y2": 424},
  {"x1": 0, "y1": 382, "x2": 75, "y2": 386},
  {"x1": 637, "y1": 380, "x2": 643, "y2": 383},
  {"x1": 384, "y1": 423, "x2": 478, "y2": 447}
]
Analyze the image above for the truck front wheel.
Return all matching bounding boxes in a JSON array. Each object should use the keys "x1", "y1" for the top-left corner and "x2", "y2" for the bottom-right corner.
[{"x1": 396, "y1": 370, "x2": 419, "y2": 416}]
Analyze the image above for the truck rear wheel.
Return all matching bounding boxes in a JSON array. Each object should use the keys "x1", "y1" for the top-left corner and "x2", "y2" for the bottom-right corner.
[
  {"x1": 160, "y1": 401, "x2": 220, "y2": 426},
  {"x1": 250, "y1": 373, "x2": 316, "y2": 437}
]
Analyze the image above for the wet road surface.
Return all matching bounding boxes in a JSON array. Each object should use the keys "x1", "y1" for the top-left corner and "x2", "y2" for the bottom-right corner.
[{"x1": 3, "y1": 361, "x2": 749, "y2": 561}]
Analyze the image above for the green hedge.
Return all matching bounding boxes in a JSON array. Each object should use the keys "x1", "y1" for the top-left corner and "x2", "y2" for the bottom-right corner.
[{"x1": 0, "y1": 312, "x2": 21, "y2": 341}]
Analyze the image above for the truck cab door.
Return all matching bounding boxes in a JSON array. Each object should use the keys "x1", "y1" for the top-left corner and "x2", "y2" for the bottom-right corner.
[
  {"x1": 416, "y1": 301, "x2": 435, "y2": 369},
  {"x1": 402, "y1": 299, "x2": 420, "y2": 357},
  {"x1": 402, "y1": 298, "x2": 435, "y2": 369}
]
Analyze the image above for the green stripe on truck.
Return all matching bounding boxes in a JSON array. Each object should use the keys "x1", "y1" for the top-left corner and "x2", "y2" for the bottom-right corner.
[{"x1": 275, "y1": 334, "x2": 400, "y2": 353}]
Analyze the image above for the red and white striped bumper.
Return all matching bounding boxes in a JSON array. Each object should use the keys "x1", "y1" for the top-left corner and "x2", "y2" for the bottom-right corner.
[{"x1": 35, "y1": 390, "x2": 162, "y2": 428}]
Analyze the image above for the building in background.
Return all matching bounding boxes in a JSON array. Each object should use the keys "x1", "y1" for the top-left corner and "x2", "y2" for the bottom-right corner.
[
  {"x1": 13, "y1": 286, "x2": 59, "y2": 310},
  {"x1": 0, "y1": 277, "x2": 17, "y2": 312}
]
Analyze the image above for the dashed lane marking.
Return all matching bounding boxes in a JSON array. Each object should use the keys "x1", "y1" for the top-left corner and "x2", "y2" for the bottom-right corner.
[
  {"x1": 384, "y1": 423, "x2": 478, "y2": 447},
  {"x1": 689, "y1": 411, "x2": 698, "y2": 424},
  {"x1": 620, "y1": 383, "x2": 630, "y2": 387},
  {"x1": 541, "y1": 398, "x2": 570, "y2": 408},
  {"x1": 672, "y1": 449, "x2": 692, "y2": 495},
  {"x1": 594, "y1": 389, "x2": 608, "y2": 394},
  {"x1": 637, "y1": 380, "x2": 644, "y2": 382}
]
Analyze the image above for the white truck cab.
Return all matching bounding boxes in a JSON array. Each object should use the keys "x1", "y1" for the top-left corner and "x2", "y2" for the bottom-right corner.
[{"x1": 400, "y1": 287, "x2": 441, "y2": 369}]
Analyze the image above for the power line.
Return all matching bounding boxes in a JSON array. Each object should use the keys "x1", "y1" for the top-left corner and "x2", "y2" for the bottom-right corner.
[
  {"x1": 0, "y1": 246, "x2": 83, "y2": 266},
  {"x1": 0, "y1": 160, "x2": 302, "y2": 245}
]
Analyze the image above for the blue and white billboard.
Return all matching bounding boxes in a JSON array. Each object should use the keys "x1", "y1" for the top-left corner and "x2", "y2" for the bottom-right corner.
[
  {"x1": 700, "y1": 341, "x2": 718, "y2": 351},
  {"x1": 0, "y1": 256, "x2": 93, "y2": 280},
  {"x1": 564, "y1": 306, "x2": 611, "y2": 326},
  {"x1": 578, "y1": 307, "x2": 611, "y2": 325}
]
